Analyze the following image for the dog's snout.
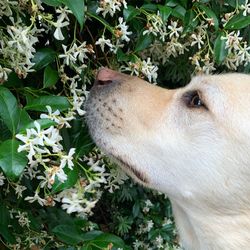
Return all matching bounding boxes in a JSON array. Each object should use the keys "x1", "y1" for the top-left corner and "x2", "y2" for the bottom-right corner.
[{"x1": 94, "y1": 68, "x2": 124, "y2": 87}]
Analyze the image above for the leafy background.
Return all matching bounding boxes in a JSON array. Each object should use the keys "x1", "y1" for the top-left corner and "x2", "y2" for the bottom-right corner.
[{"x1": 0, "y1": 0, "x2": 249, "y2": 249}]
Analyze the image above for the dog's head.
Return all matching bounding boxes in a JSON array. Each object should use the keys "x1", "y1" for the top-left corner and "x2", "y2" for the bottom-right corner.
[{"x1": 86, "y1": 68, "x2": 250, "y2": 210}]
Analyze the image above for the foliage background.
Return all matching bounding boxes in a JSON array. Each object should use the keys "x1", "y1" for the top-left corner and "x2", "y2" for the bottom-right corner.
[{"x1": 0, "y1": 0, "x2": 249, "y2": 249}]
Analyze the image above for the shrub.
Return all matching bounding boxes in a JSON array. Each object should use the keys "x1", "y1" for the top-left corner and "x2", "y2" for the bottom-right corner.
[{"x1": 0, "y1": 0, "x2": 249, "y2": 249}]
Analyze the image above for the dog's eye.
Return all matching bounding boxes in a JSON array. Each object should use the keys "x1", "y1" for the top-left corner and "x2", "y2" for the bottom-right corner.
[{"x1": 183, "y1": 90, "x2": 206, "y2": 109}]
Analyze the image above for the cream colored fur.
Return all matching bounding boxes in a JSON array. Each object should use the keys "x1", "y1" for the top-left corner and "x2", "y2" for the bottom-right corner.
[{"x1": 86, "y1": 69, "x2": 250, "y2": 250}]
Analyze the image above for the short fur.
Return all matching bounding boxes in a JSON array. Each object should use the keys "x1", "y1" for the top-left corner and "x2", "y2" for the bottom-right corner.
[{"x1": 86, "y1": 68, "x2": 250, "y2": 250}]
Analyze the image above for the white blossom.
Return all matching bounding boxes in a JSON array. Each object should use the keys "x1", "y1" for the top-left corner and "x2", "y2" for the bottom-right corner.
[
  {"x1": 95, "y1": 35, "x2": 113, "y2": 52},
  {"x1": 25, "y1": 191, "x2": 46, "y2": 206}
]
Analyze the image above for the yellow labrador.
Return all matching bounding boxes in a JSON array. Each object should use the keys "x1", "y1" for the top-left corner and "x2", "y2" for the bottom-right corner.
[{"x1": 86, "y1": 68, "x2": 250, "y2": 250}]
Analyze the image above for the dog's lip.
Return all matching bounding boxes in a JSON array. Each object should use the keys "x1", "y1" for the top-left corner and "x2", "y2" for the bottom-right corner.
[{"x1": 110, "y1": 154, "x2": 148, "y2": 184}]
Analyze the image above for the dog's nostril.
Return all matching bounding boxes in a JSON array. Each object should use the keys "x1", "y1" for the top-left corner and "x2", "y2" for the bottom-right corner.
[{"x1": 95, "y1": 80, "x2": 113, "y2": 86}]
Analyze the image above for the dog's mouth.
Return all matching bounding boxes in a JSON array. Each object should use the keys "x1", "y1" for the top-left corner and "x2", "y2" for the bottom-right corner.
[{"x1": 110, "y1": 153, "x2": 148, "y2": 184}]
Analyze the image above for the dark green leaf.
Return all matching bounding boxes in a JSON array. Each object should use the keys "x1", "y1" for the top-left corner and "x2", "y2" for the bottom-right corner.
[
  {"x1": 141, "y1": 4, "x2": 158, "y2": 11},
  {"x1": 171, "y1": 5, "x2": 186, "y2": 20},
  {"x1": 52, "y1": 167, "x2": 79, "y2": 193},
  {"x1": 224, "y1": 12, "x2": 250, "y2": 30},
  {"x1": 90, "y1": 233, "x2": 126, "y2": 248},
  {"x1": 41, "y1": 0, "x2": 62, "y2": 6},
  {"x1": 183, "y1": 9, "x2": 199, "y2": 33},
  {"x1": 32, "y1": 48, "x2": 57, "y2": 71},
  {"x1": 0, "y1": 139, "x2": 28, "y2": 180},
  {"x1": 52, "y1": 225, "x2": 83, "y2": 245},
  {"x1": 123, "y1": 6, "x2": 140, "y2": 22},
  {"x1": 214, "y1": 32, "x2": 227, "y2": 64},
  {"x1": 17, "y1": 109, "x2": 32, "y2": 133},
  {"x1": 0, "y1": 86, "x2": 20, "y2": 134},
  {"x1": 81, "y1": 231, "x2": 103, "y2": 241},
  {"x1": 0, "y1": 226, "x2": 16, "y2": 244},
  {"x1": 3, "y1": 72, "x2": 23, "y2": 88},
  {"x1": 158, "y1": 5, "x2": 172, "y2": 22},
  {"x1": 60, "y1": 0, "x2": 85, "y2": 29},
  {"x1": 43, "y1": 65, "x2": 59, "y2": 88},
  {"x1": 25, "y1": 95, "x2": 70, "y2": 112},
  {"x1": 0, "y1": 204, "x2": 10, "y2": 226},
  {"x1": 135, "y1": 32, "x2": 154, "y2": 52}
]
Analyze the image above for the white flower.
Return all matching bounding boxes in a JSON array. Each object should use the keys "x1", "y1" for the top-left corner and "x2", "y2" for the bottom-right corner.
[
  {"x1": 15, "y1": 211, "x2": 30, "y2": 227},
  {"x1": 115, "y1": 17, "x2": 132, "y2": 42},
  {"x1": 96, "y1": 0, "x2": 127, "y2": 17},
  {"x1": 145, "y1": 220, "x2": 154, "y2": 232},
  {"x1": 241, "y1": 0, "x2": 250, "y2": 16},
  {"x1": 14, "y1": 185, "x2": 27, "y2": 198},
  {"x1": 0, "y1": 66, "x2": 11, "y2": 82},
  {"x1": 155, "y1": 235, "x2": 164, "y2": 249},
  {"x1": 53, "y1": 14, "x2": 69, "y2": 40},
  {"x1": 95, "y1": 35, "x2": 113, "y2": 52},
  {"x1": 60, "y1": 148, "x2": 75, "y2": 170},
  {"x1": 141, "y1": 58, "x2": 158, "y2": 83},
  {"x1": 190, "y1": 33, "x2": 204, "y2": 49},
  {"x1": 25, "y1": 191, "x2": 46, "y2": 206},
  {"x1": 168, "y1": 20, "x2": 183, "y2": 39}
]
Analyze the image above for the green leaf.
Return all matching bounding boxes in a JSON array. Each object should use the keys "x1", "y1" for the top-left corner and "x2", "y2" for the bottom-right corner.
[
  {"x1": 0, "y1": 226, "x2": 16, "y2": 244},
  {"x1": 158, "y1": 5, "x2": 171, "y2": 22},
  {"x1": 19, "y1": 119, "x2": 57, "y2": 134},
  {"x1": 141, "y1": 4, "x2": 158, "y2": 11},
  {"x1": 224, "y1": 12, "x2": 250, "y2": 30},
  {"x1": 171, "y1": 5, "x2": 186, "y2": 20},
  {"x1": 32, "y1": 48, "x2": 57, "y2": 71},
  {"x1": 25, "y1": 95, "x2": 70, "y2": 112},
  {"x1": 0, "y1": 86, "x2": 20, "y2": 134},
  {"x1": 42, "y1": 0, "x2": 61, "y2": 6},
  {"x1": 41, "y1": 0, "x2": 62, "y2": 6},
  {"x1": 0, "y1": 204, "x2": 10, "y2": 226},
  {"x1": 0, "y1": 139, "x2": 28, "y2": 181},
  {"x1": 43, "y1": 65, "x2": 59, "y2": 88},
  {"x1": 81, "y1": 231, "x2": 104, "y2": 241},
  {"x1": 52, "y1": 167, "x2": 79, "y2": 193},
  {"x1": 60, "y1": 0, "x2": 85, "y2": 30},
  {"x1": 90, "y1": 233, "x2": 126, "y2": 248},
  {"x1": 183, "y1": 9, "x2": 199, "y2": 33},
  {"x1": 17, "y1": 109, "x2": 32, "y2": 133},
  {"x1": 214, "y1": 32, "x2": 227, "y2": 64},
  {"x1": 135, "y1": 32, "x2": 154, "y2": 52},
  {"x1": 3, "y1": 72, "x2": 23, "y2": 88},
  {"x1": 123, "y1": 6, "x2": 140, "y2": 22},
  {"x1": 52, "y1": 225, "x2": 84, "y2": 245},
  {"x1": 195, "y1": 3, "x2": 219, "y2": 30}
]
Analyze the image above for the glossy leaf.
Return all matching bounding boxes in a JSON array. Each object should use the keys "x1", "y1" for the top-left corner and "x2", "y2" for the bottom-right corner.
[
  {"x1": 43, "y1": 65, "x2": 59, "y2": 88},
  {"x1": 158, "y1": 5, "x2": 172, "y2": 22},
  {"x1": 52, "y1": 225, "x2": 84, "y2": 245},
  {"x1": 41, "y1": 0, "x2": 62, "y2": 7},
  {"x1": 0, "y1": 86, "x2": 20, "y2": 134},
  {"x1": 59, "y1": 0, "x2": 85, "y2": 29},
  {"x1": 123, "y1": 6, "x2": 140, "y2": 22},
  {"x1": 25, "y1": 95, "x2": 70, "y2": 112},
  {"x1": 224, "y1": 12, "x2": 250, "y2": 30},
  {"x1": 214, "y1": 32, "x2": 227, "y2": 64},
  {"x1": 135, "y1": 32, "x2": 154, "y2": 52},
  {"x1": 32, "y1": 48, "x2": 57, "y2": 71},
  {"x1": 0, "y1": 139, "x2": 28, "y2": 180}
]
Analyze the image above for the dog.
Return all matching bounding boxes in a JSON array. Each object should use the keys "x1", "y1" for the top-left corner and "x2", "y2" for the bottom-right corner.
[{"x1": 86, "y1": 68, "x2": 250, "y2": 250}]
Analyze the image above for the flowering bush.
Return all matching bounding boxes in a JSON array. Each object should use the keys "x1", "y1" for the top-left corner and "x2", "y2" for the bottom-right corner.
[{"x1": 0, "y1": 0, "x2": 249, "y2": 249}]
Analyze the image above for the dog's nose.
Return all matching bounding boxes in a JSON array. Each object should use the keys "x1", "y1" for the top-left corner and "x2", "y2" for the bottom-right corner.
[{"x1": 94, "y1": 68, "x2": 121, "y2": 86}]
